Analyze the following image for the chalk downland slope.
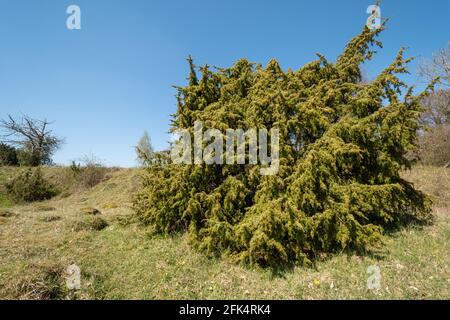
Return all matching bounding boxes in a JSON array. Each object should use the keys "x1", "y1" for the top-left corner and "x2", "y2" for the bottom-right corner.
[{"x1": 0, "y1": 166, "x2": 448, "y2": 299}]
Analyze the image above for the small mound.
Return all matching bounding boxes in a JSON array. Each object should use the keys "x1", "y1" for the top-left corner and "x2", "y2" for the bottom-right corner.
[
  {"x1": 35, "y1": 204, "x2": 56, "y2": 212},
  {"x1": 71, "y1": 216, "x2": 109, "y2": 232}
]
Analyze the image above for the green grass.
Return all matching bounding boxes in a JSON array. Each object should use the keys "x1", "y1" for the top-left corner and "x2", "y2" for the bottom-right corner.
[{"x1": 0, "y1": 166, "x2": 448, "y2": 299}]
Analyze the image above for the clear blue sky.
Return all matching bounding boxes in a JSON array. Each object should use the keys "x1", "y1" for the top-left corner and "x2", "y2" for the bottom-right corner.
[{"x1": 0, "y1": 0, "x2": 448, "y2": 167}]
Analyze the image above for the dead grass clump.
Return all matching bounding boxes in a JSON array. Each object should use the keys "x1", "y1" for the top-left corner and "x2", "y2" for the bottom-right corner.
[
  {"x1": 0, "y1": 209, "x2": 16, "y2": 218},
  {"x1": 13, "y1": 264, "x2": 66, "y2": 300},
  {"x1": 8, "y1": 263, "x2": 106, "y2": 300},
  {"x1": 35, "y1": 204, "x2": 56, "y2": 212}
]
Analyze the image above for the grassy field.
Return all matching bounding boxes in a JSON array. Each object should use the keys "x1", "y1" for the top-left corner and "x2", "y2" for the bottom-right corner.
[{"x1": 0, "y1": 166, "x2": 448, "y2": 299}]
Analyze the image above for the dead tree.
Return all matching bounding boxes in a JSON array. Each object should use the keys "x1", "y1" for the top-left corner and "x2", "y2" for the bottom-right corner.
[{"x1": 0, "y1": 114, "x2": 63, "y2": 166}]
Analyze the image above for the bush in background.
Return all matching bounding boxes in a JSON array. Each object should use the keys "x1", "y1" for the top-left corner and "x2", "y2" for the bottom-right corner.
[
  {"x1": 5, "y1": 167, "x2": 57, "y2": 202},
  {"x1": 416, "y1": 46, "x2": 449, "y2": 167},
  {"x1": 16, "y1": 149, "x2": 39, "y2": 167},
  {"x1": 36, "y1": 156, "x2": 116, "y2": 199},
  {"x1": 0, "y1": 143, "x2": 18, "y2": 166},
  {"x1": 417, "y1": 125, "x2": 450, "y2": 167}
]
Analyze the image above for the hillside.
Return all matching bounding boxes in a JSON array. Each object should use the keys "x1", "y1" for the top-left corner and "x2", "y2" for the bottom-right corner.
[{"x1": 0, "y1": 166, "x2": 448, "y2": 299}]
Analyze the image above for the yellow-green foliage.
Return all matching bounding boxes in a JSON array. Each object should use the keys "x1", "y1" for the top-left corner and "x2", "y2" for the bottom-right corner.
[{"x1": 133, "y1": 26, "x2": 433, "y2": 267}]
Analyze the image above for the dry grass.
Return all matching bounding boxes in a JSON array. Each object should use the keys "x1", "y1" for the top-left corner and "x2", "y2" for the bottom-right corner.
[
  {"x1": 402, "y1": 165, "x2": 450, "y2": 208},
  {"x1": 0, "y1": 166, "x2": 448, "y2": 299}
]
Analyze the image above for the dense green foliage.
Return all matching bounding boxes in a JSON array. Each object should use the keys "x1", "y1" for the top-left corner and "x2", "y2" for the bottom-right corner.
[
  {"x1": 0, "y1": 142, "x2": 55, "y2": 167},
  {"x1": 0, "y1": 143, "x2": 19, "y2": 166},
  {"x1": 16, "y1": 148, "x2": 40, "y2": 167},
  {"x1": 0, "y1": 142, "x2": 56, "y2": 167},
  {"x1": 5, "y1": 167, "x2": 57, "y2": 203},
  {"x1": 133, "y1": 26, "x2": 433, "y2": 267}
]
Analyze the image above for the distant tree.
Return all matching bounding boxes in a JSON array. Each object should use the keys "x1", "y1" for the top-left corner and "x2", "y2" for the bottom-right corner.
[
  {"x1": 0, "y1": 143, "x2": 18, "y2": 166},
  {"x1": 135, "y1": 131, "x2": 154, "y2": 166},
  {"x1": 416, "y1": 45, "x2": 450, "y2": 167},
  {"x1": 418, "y1": 44, "x2": 449, "y2": 127},
  {"x1": 419, "y1": 89, "x2": 450, "y2": 127},
  {"x1": 0, "y1": 115, "x2": 63, "y2": 166}
]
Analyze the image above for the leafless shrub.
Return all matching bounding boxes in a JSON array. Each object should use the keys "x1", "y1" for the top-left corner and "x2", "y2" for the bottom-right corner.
[
  {"x1": 70, "y1": 154, "x2": 110, "y2": 189},
  {"x1": 417, "y1": 125, "x2": 450, "y2": 167}
]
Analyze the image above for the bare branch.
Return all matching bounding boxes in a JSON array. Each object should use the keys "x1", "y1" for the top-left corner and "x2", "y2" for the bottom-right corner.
[{"x1": 418, "y1": 43, "x2": 450, "y2": 88}]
